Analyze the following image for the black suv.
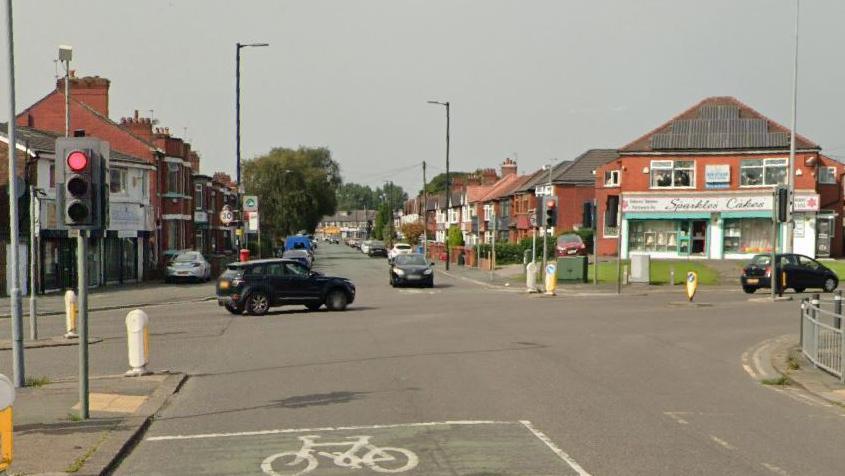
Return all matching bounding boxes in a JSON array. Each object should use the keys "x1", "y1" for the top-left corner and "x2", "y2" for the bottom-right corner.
[
  {"x1": 216, "y1": 259, "x2": 356, "y2": 315},
  {"x1": 368, "y1": 240, "x2": 387, "y2": 257}
]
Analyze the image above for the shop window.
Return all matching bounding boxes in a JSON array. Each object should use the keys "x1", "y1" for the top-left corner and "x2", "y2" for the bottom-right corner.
[
  {"x1": 628, "y1": 220, "x2": 678, "y2": 252},
  {"x1": 723, "y1": 219, "x2": 772, "y2": 254},
  {"x1": 818, "y1": 166, "x2": 836, "y2": 185},
  {"x1": 740, "y1": 159, "x2": 786, "y2": 186},
  {"x1": 110, "y1": 168, "x2": 127, "y2": 194},
  {"x1": 604, "y1": 170, "x2": 620, "y2": 187},
  {"x1": 650, "y1": 160, "x2": 694, "y2": 188}
]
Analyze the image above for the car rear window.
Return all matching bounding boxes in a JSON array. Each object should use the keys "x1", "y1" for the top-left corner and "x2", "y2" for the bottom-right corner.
[
  {"x1": 750, "y1": 255, "x2": 771, "y2": 266},
  {"x1": 557, "y1": 234, "x2": 581, "y2": 245},
  {"x1": 222, "y1": 266, "x2": 243, "y2": 278}
]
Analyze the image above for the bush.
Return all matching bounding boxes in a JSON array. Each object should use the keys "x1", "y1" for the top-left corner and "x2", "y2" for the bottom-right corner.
[{"x1": 447, "y1": 226, "x2": 464, "y2": 248}]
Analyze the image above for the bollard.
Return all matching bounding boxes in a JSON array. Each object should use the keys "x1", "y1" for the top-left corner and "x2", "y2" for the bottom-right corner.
[
  {"x1": 125, "y1": 310, "x2": 151, "y2": 377},
  {"x1": 669, "y1": 266, "x2": 675, "y2": 286},
  {"x1": 544, "y1": 263, "x2": 557, "y2": 296},
  {"x1": 64, "y1": 290, "x2": 78, "y2": 339},
  {"x1": 0, "y1": 374, "x2": 14, "y2": 472},
  {"x1": 623, "y1": 265, "x2": 629, "y2": 285},
  {"x1": 526, "y1": 261, "x2": 538, "y2": 293},
  {"x1": 835, "y1": 290, "x2": 843, "y2": 329}
]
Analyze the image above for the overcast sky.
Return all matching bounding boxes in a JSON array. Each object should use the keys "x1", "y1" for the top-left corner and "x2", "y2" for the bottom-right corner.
[{"x1": 3, "y1": 0, "x2": 845, "y2": 194}]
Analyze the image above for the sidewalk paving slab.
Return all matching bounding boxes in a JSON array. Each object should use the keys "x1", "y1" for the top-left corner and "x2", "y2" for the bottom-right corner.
[{"x1": 8, "y1": 371, "x2": 186, "y2": 475}]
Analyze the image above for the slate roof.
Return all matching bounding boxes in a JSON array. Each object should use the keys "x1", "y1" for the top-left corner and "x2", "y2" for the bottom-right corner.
[
  {"x1": 551, "y1": 149, "x2": 619, "y2": 184},
  {"x1": 620, "y1": 96, "x2": 819, "y2": 153},
  {"x1": 516, "y1": 163, "x2": 570, "y2": 193},
  {"x1": 0, "y1": 123, "x2": 60, "y2": 153}
]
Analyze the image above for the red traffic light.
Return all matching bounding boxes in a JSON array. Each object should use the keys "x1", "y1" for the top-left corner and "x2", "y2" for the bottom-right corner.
[
  {"x1": 67, "y1": 151, "x2": 89, "y2": 172},
  {"x1": 546, "y1": 199, "x2": 556, "y2": 209}
]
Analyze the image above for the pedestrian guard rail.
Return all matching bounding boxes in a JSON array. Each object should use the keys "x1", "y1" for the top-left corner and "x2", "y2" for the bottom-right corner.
[{"x1": 800, "y1": 293, "x2": 845, "y2": 382}]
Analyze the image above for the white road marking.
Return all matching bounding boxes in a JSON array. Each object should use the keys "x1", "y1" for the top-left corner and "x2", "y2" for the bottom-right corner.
[
  {"x1": 740, "y1": 349, "x2": 759, "y2": 379},
  {"x1": 146, "y1": 420, "x2": 514, "y2": 441},
  {"x1": 708, "y1": 435, "x2": 736, "y2": 450},
  {"x1": 519, "y1": 420, "x2": 592, "y2": 476},
  {"x1": 663, "y1": 411, "x2": 690, "y2": 425},
  {"x1": 761, "y1": 462, "x2": 790, "y2": 475}
]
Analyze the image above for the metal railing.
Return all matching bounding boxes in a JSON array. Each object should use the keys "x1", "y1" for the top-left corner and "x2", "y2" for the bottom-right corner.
[{"x1": 800, "y1": 292, "x2": 845, "y2": 382}]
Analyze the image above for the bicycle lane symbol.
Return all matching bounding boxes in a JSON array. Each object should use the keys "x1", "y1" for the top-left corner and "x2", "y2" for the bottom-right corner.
[{"x1": 261, "y1": 434, "x2": 419, "y2": 475}]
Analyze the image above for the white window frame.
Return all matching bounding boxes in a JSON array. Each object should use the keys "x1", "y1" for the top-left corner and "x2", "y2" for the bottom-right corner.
[
  {"x1": 194, "y1": 183, "x2": 203, "y2": 210},
  {"x1": 604, "y1": 170, "x2": 620, "y2": 187},
  {"x1": 819, "y1": 166, "x2": 837, "y2": 185},
  {"x1": 739, "y1": 158, "x2": 787, "y2": 187},
  {"x1": 110, "y1": 168, "x2": 128, "y2": 195},
  {"x1": 649, "y1": 160, "x2": 694, "y2": 189}
]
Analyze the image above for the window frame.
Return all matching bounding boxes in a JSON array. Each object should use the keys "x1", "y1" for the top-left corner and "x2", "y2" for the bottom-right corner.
[
  {"x1": 818, "y1": 166, "x2": 837, "y2": 185},
  {"x1": 604, "y1": 170, "x2": 620, "y2": 187},
  {"x1": 740, "y1": 158, "x2": 787, "y2": 187},
  {"x1": 649, "y1": 160, "x2": 694, "y2": 189},
  {"x1": 109, "y1": 167, "x2": 128, "y2": 195}
]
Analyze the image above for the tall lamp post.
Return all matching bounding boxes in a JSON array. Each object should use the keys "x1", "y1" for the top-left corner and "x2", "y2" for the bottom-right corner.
[
  {"x1": 785, "y1": 0, "x2": 800, "y2": 253},
  {"x1": 427, "y1": 100, "x2": 450, "y2": 270},
  {"x1": 236, "y1": 41, "x2": 269, "y2": 248}
]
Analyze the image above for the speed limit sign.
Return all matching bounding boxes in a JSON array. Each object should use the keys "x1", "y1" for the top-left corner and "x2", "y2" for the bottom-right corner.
[{"x1": 219, "y1": 209, "x2": 234, "y2": 225}]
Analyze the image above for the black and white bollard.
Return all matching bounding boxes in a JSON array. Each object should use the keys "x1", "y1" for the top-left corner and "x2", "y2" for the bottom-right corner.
[{"x1": 125, "y1": 310, "x2": 151, "y2": 377}]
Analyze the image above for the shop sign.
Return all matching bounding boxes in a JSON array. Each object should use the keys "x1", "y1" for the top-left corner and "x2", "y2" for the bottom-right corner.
[
  {"x1": 704, "y1": 165, "x2": 730, "y2": 189},
  {"x1": 109, "y1": 204, "x2": 145, "y2": 231},
  {"x1": 621, "y1": 193, "x2": 820, "y2": 213}
]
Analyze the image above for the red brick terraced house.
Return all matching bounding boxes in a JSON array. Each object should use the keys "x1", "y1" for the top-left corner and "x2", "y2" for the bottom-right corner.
[{"x1": 594, "y1": 96, "x2": 843, "y2": 260}]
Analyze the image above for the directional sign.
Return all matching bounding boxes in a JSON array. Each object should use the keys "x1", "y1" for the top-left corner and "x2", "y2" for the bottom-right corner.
[
  {"x1": 243, "y1": 195, "x2": 258, "y2": 212},
  {"x1": 686, "y1": 271, "x2": 698, "y2": 302},
  {"x1": 219, "y1": 209, "x2": 234, "y2": 225}
]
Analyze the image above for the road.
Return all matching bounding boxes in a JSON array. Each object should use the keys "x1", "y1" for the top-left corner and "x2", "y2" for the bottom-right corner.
[{"x1": 10, "y1": 244, "x2": 845, "y2": 475}]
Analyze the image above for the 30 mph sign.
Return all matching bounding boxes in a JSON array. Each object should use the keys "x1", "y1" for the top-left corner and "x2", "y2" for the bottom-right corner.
[{"x1": 219, "y1": 208, "x2": 234, "y2": 225}]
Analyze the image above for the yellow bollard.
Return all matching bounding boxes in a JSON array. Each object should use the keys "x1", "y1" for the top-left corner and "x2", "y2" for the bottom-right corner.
[
  {"x1": 0, "y1": 374, "x2": 15, "y2": 472},
  {"x1": 544, "y1": 263, "x2": 557, "y2": 296},
  {"x1": 64, "y1": 290, "x2": 78, "y2": 339}
]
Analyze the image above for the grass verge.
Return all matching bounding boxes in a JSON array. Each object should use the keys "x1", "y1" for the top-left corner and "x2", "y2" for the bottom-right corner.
[
  {"x1": 587, "y1": 259, "x2": 720, "y2": 285},
  {"x1": 761, "y1": 376, "x2": 790, "y2": 386},
  {"x1": 25, "y1": 375, "x2": 50, "y2": 387}
]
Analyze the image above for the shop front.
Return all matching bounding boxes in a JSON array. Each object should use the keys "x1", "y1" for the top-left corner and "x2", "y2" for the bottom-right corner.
[{"x1": 620, "y1": 192, "x2": 822, "y2": 259}]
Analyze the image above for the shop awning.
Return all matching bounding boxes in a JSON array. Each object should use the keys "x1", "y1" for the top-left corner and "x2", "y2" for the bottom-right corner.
[{"x1": 625, "y1": 212, "x2": 711, "y2": 220}]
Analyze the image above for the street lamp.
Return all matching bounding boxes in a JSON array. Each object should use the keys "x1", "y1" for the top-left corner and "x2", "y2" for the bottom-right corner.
[
  {"x1": 236, "y1": 41, "x2": 269, "y2": 247},
  {"x1": 427, "y1": 100, "x2": 450, "y2": 270},
  {"x1": 785, "y1": 0, "x2": 800, "y2": 253}
]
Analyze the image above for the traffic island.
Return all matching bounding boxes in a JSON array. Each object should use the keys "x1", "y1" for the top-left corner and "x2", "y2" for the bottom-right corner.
[
  {"x1": 0, "y1": 336, "x2": 103, "y2": 350},
  {"x1": 7, "y1": 371, "x2": 186, "y2": 475}
]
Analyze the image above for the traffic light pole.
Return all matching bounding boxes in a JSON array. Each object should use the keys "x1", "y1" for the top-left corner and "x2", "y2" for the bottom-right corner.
[{"x1": 78, "y1": 230, "x2": 89, "y2": 419}]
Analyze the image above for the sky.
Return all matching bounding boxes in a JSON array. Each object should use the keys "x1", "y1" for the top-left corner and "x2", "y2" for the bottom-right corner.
[{"x1": 3, "y1": 0, "x2": 845, "y2": 195}]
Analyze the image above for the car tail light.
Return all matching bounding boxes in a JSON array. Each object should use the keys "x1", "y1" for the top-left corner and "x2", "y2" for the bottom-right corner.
[{"x1": 764, "y1": 266, "x2": 771, "y2": 278}]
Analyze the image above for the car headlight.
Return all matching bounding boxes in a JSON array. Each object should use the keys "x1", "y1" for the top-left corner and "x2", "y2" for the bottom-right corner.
[
  {"x1": 423, "y1": 268, "x2": 433, "y2": 275},
  {"x1": 394, "y1": 268, "x2": 405, "y2": 276}
]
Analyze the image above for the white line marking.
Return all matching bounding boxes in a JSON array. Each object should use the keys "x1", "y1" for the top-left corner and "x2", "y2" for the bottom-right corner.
[
  {"x1": 709, "y1": 434, "x2": 736, "y2": 450},
  {"x1": 146, "y1": 420, "x2": 513, "y2": 442},
  {"x1": 741, "y1": 350, "x2": 759, "y2": 379},
  {"x1": 663, "y1": 411, "x2": 690, "y2": 425},
  {"x1": 761, "y1": 462, "x2": 790, "y2": 475},
  {"x1": 519, "y1": 420, "x2": 591, "y2": 476}
]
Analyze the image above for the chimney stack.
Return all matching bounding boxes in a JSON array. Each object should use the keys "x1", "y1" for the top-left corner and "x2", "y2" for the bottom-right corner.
[{"x1": 55, "y1": 75, "x2": 110, "y2": 116}]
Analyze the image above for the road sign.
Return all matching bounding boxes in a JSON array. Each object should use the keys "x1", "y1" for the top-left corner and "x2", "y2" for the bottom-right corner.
[
  {"x1": 247, "y1": 211, "x2": 259, "y2": 232},
  {"x1": 219, "y1": 209, "x2": 234, "y2": 225},
  {"x1": 243, "y1": 195, "x2": 258, "y2": 212},
  {"x1": 686, "y1": 271, "x2": 698, "y2": 301},
  {"x1": 529, "y1": 213, "x2": 537, "y2": 227}
]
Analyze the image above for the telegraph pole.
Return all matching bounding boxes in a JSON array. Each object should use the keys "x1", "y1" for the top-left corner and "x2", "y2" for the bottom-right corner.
[
  {"x1": 5, "y1": 0, "x2": 25, "y2": 387},
  {"x1": 785, "y1": 0, "x2": 800, "y2": 254},
  {"x1": 422, "y1": 161, "x2": 427, "y2": 257},
  {"x1": 427, "y1": 100, "x2": 450, "y2": 270}
]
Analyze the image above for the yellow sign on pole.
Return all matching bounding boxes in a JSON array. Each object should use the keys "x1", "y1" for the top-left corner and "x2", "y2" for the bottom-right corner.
[
  {"x1": 686, "y1": 271, "x2": 698, "y2": 302},
  {"x1": 0, "y1": 373, "x2": 15, "y2": 471}
]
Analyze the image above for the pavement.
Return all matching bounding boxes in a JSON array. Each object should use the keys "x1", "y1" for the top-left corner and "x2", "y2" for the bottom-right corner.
[
  {"x1": 0, "y1": 281, "x2": 216, "y2": 319},
  {"x1": 7, "y1": 371, "x2": 185, "y2": 475}
]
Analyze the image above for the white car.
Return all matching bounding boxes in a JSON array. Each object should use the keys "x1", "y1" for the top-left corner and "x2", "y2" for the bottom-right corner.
[
  {"x1": 388, "y1": 243, "x2": 413, "y2": 261},
  {"x1": 165, "y1": 251, "x2": 211, "y2": 283},
  {"x1": 360, "y1": 240, "x2": 372, "y2": 254}
]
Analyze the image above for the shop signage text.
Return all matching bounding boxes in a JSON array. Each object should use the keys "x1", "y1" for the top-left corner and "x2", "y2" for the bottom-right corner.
[
  {"x1": 622, "y1": 194, "x2": 820, "y2": 213},
  {"x1": 704, "y1": 165, "x2": 730, "y2": 189}
]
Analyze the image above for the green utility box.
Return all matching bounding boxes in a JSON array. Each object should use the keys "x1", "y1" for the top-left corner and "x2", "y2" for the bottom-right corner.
[{"x1": 556, "y1": 256, "x2": 588, "y2": 283}]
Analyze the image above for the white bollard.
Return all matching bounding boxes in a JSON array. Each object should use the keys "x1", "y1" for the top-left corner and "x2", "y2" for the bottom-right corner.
[
  {"x1": 125, "y1": 309, "x2": 151, "y2": 377},
  {"x1": 64, "y1": 290, "x2": 78, "y2": 339},
  {"x1": 526, "y1": 261, "x2": 538, "y2": 293}
]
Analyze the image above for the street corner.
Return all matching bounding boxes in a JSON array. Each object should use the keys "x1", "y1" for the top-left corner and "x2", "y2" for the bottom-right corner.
[{"x1": 129, "y1": 420, "x2": 589, "y2": 475}]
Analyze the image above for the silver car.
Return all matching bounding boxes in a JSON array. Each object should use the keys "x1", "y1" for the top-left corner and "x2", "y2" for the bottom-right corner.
[{"x1": 165, "y1": 251, "x2": 211, "y2": 283}]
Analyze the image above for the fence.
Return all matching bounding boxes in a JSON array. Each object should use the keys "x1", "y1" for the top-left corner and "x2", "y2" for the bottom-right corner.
[{"x1": 800, "y1": 292, "x2": 845, "y2": 382}]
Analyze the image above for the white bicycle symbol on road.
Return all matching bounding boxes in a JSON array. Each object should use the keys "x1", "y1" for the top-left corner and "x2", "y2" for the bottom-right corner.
[{"x1": 261, "y1": 434, "x2": 419, "y2": 475}]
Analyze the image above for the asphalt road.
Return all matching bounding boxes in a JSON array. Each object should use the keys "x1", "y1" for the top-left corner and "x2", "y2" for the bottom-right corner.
[{"x1": 9, "y1": 245, "x2": 845, "y2": 475}]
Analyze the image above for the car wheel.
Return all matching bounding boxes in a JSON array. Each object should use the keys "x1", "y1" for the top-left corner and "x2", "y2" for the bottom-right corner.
[
  {"x1": 793, "y1": 287, "x2": 806, "y2": 293},
  {"x1": 325, "y1": 290, "x2": 348, "y2": 311},
  {"x1": 742, "y1": 286, "x2": 757, "y2": 294},
  {"x1": 306, "y1": 303, "x2": 322, "y2": 311},
  {"x1": 224, "y1": 303, "x2": 243, "y2": 315},
  {"x1": 824, "y1": 277, "x2": 838, "y2": 293},
  {"x1": 246, "y1": 292, "x2": 270, "y2": 316},
  {"x1": 164, "y1": 277, "x2": 173, "y2": 284}
]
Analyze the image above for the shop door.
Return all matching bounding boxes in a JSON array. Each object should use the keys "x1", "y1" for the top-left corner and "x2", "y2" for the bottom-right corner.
[
  {"x1": 816, "y1": 217, "x2": 833, "y2": 258},
  {"x1": 691, "y1": 220, "x2": 707, "y2": 255}
]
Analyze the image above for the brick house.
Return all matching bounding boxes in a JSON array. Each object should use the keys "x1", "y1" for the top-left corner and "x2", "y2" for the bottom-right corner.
[{"x1": 594, "y1": 96, "x2": 843, "y2": 259}]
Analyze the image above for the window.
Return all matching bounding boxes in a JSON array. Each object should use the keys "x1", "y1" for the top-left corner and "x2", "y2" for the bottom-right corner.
[
  {"x1": 49, "y1": 163, "x2": 55, "y2": 188},
  {"x1": 819, "y1": 166, "x2": 836, "y2": 184},
  {"x1": 628, "y1": 220, "x2": 678, "y2": 252},
  {"x1": 604, "y1": 195, "x2": 619, "y2": 238},
  {"x1": 740, "y1": 159, "x2": 786, "y2": 186},
  {"x1": 110, "y1": 168, "x2": 127, "y2": 194},
  {"x1": 284, "y1": 262, "x2": 309, "y2": 276},
  {"x1": 723, "y1": 219, "x2": 772, "y2": 253},
  {"x1": 167, "y1": 162, "x2": 181, "y2": 193},
  {"x1": 141, "y1": 172, "x2": 149, "y2": 198},
  {"x1": 604, "y1": 170, "x2": 620, "y2": 187},
  {"x1": 650, "y1": 160, "x2": 694, "y2": 188},
  {"x1": 194, "y1": 184, "x2": 203, "y2": 210}
]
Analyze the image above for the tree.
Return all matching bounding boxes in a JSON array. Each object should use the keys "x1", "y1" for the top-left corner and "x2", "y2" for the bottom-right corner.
[
  {"x1": 242, "y1": 147, "x2": 341, "y2": 240},
  {"x1": 421, "y1": 172, "x2": 468, "y2": 196},
  {"x1": 446, "y1": 226, "x2": 464, "y2": 248},
  {"x1": 372, "y1": 203, "x2": 390, "y2": 240},
  {"x1": 400, "y1": 221, "x2": 425, "y2": 246},
  {"x1": 336, "y1": 182, "x2": 378, "y2": 210}
]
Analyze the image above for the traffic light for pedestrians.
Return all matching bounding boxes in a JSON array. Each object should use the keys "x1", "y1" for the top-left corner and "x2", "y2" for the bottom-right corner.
[
  {"x1": 55, "y1": 138, "x2": 110, "y2": 230},
  {"x1": 544, "y1": 197, "x2": 557, "y2": 228},
  {"x1": 776, "y1": 186, "x2": 789, "y2": 223}
]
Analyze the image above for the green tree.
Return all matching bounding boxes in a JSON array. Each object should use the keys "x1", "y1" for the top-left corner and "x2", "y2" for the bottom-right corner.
[
  {"x1": 446, "y1": 226, "x2": 464, "y2": 248},
  {"x1": 242, "y1": 147, "x2": 341, "y2": 240},
  {"x1": 336, "y1": 182, "x2": 378, "y2": 210},
  {"x1": 421, "y1": 172, "x2": 468, "y2": 195}
]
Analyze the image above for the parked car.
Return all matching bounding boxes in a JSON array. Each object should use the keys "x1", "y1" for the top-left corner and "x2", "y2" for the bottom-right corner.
[
  {"x1": 741, "y1": 253, "x2": 839, "y2": 294},
  {"x1": 165, "y1": 251, "x2": 211, "y2": 283},
  {"x1": 388, "y1": 243, "x2": 413, "y2": 261},
  {"x1": 216, "y1": 258, "x2": 356, "y2": 315},
  {"x1": 556, "y1": 233, "x2": 587, "y2": 257},
  {"x1": 285, "y1": 235, "x2": 313, "y2": 253},
  {"x1": 360, "y1": 240, "x2": 372, "y2": 254},
  {"x1": 282, "y1": 249, "x2": 312, "y2": 269},
  {"x1": 368, "y1": 240, "x2": 387, "y2": 257},
  {"x1": 389, "y1": 253, "x2": 434, "y2": 287}
]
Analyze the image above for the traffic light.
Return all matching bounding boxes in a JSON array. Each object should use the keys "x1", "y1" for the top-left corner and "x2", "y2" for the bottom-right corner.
[
  {"x1": 544, "y1": 197, "x2": 557, "y2": 228},
  {"x1": 55, "y1": 138, "x2": 110, "y2": 230},
  {"x1": 776, "y1": 186, "x2": 789, "y2": 223}
]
